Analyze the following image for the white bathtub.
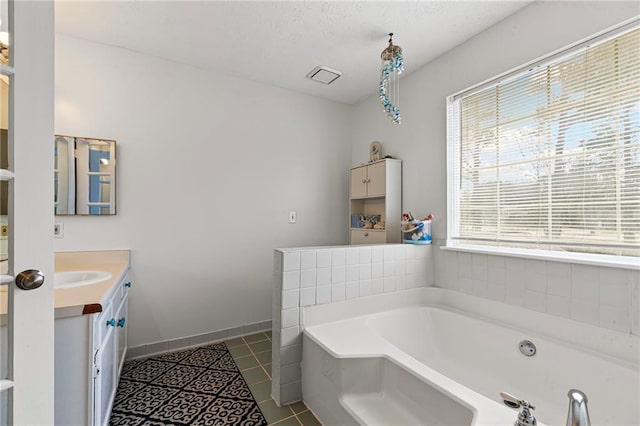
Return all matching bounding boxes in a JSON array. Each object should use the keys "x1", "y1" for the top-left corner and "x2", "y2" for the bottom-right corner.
[{"x1": 301, "y1": 288, "x2": 639, "y2": 426}]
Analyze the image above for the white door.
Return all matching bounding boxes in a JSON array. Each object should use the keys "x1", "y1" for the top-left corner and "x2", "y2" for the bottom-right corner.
[{"x1": 0, "y1": 1, "x2": 55, "y2": 425}]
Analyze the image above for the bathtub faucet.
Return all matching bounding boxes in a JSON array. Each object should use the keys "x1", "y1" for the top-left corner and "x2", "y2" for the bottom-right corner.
[
  {"x1": 500, "y1": 392, "x2": 537, "y2": 426},
  {"x1": 566, "y1": 389, "x2": 591, "y2": 426}
]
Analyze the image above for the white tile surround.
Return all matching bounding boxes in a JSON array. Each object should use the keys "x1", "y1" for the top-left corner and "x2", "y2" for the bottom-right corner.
[
  {"x1": 272, "y1": 244, "x2": 434, "y2": 405},
  {"x1": 432, "y1": 240, "x2": 640, "y2": 336},
  {"x1": 272, "y1": 241, "x2": 637, "y2": 406}
]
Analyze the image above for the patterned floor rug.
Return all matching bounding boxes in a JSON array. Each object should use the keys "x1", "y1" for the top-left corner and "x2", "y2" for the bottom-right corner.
[{"x1": 110, "y1": 342, "x2": 268, "y2": 426}]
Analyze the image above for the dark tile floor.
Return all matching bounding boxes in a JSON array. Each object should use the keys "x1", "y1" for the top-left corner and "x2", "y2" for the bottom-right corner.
[
  {"x1": 226, "y1": 332, "x2": 321, "y2": 426},
  {"x1": 111, "y1": 342, "x2": 267, "y2": 425},
  {"x1": 115, "y1": 331, "x2": 321, "y2": 426}
]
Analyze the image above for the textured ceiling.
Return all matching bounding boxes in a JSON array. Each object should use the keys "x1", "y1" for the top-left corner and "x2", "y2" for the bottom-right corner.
[{"x1": 55, "y1": 1, "x2": 531, "y2": 105}]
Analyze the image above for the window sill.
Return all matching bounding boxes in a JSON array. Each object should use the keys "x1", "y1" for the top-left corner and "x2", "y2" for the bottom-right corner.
[{"x1": 441, "y1": 242, "x2": 639, "y2": 270}]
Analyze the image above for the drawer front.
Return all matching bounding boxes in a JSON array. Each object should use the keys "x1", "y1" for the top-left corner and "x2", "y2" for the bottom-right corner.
[
  {"x1": 350, "y1": 229, "x2": 386, "y2": 245},
  {"x1": 113, "y1": 280, "x2": 124, "y2": 303},
  {"x1": 115, "y1": 273, "x2": 131, "y2": 303}
]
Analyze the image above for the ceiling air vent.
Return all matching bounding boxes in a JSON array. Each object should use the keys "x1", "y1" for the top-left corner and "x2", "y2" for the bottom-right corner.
[{"x1": 306, "y1": 65, "x2": 341, "y2": 85}]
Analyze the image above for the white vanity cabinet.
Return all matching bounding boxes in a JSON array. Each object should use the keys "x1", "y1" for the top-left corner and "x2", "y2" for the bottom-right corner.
[{"x1": 55, "y1": 272, "x2": 131, "y2": 426}]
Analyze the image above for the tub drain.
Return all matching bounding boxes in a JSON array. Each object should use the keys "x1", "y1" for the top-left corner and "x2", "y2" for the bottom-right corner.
[{"x1": 519, "y1": 340, "x2": 536, "y2": 357}]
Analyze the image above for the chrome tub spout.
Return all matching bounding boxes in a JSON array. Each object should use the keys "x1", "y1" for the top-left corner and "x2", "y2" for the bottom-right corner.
[{"x1": 567, "y1": 389, "x2": 591, "y2": 426}]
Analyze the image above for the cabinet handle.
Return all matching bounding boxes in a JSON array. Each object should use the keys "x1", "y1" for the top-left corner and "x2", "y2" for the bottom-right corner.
[
  {"x1": 366, "y1": 178, "x2": 371, "y2": 183},
  {"x1": 364, "y1": 233, "x2": 369, "y2": 237},
  {"x1": 117, "y1": 317, "x2": 126, "y2": 328},
  {"x1": 362, "y1": 179, "x2": 366, "y2": 183},
  {"x1": 106, "y1": 318, "x2": 116, "y2": 327},
  {"x1": 124, "y1": 282, "x2": 132, "y2": 288}
]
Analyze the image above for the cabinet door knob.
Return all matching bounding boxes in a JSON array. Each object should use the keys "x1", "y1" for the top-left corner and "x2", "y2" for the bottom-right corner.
[
  {"x1": 362, "y1": 179, "x2": 366, "y2": 183},
  {"x1": 364, "y1": 233, "x2": 369, "y2": 237},
  {"x1": 117, "y1": 317, "x2": 126, "y2": 328},
  {"x1": 124, "y1": 282, "x2": 132, "y2": 288},
  {"x1": 106, "y1": 318, "x2": 116, "y2": 327}
]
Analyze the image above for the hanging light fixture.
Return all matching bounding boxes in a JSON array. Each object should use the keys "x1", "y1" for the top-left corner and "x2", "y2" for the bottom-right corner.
[{"x1": 379, "y1": 33, "x2": 404, "y2": 125}]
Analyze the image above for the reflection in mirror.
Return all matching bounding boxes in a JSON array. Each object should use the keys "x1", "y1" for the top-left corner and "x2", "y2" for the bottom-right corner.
[
  {"x1": 1, "y1": 74, "x2": 8, "y2": 272},
  {"x1": 54, "y1": 135, "x2": 116, "y2": 215},
  {"x1": 0, "y1": 0, "x2": 8, "y2": 65},
  {"x1": 0, "y1": 298, "x2": 6, "y2": 426},
  {"x1": 0, "y1": 17, "x2": 9, "y2": 422},
  {"x1": 54, "y1": 135, "x2": 73, "y2": 215},
  {"x1": 1, "y1": 128, "x2": 6, "y2": 268}
]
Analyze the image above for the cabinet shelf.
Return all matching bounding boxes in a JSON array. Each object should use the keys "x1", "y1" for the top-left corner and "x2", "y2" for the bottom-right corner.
[{"x1": 349, "y1": 194, "x2": 385, "y2": 201}]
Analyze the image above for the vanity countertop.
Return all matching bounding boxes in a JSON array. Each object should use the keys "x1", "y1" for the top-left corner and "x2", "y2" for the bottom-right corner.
[
  {"x1": 0, "y1": 250, "x2": 130, "y2": 319},
  {"x1": 54, "y1": 250, "x2": 130, "y2": 319}
]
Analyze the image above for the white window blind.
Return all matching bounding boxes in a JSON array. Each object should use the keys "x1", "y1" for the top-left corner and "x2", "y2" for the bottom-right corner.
[{"x1": 448, "y1": 26, "x2": 640, "y2": 257}]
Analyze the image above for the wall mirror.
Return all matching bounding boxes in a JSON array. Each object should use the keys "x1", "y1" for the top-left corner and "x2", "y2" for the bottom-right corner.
[{"x1": 55, "y1": 135, "x2": 116, "y2": 215}]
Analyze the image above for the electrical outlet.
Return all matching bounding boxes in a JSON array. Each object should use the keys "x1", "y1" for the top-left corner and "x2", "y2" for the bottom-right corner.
[
  {"x1": 54, "y1": 223, "x2": 64, "y2": 239},
  {"x1": 0, "y1": 224, "x2": 7, "y2": 237},
  {"x1": 289, "y1": 211, "x2": 297, "y2": 224}
]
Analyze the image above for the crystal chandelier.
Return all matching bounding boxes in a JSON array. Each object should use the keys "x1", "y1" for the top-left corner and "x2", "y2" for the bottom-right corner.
[{"x1": 379, "y1": 33, "x2": 404, "y2": 124}]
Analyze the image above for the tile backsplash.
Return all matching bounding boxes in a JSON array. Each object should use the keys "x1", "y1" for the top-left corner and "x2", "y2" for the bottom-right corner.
[
  {"x1": 432, "y1": 239, "x2": 639, "y2": 336},
  {"x1": 272, "y1": 244, "x2": 434, "y2": 405}
]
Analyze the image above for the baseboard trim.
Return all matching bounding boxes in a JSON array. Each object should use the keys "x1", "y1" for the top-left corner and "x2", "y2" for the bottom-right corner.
[{"x1": 126, "y1": 319, "x2": 272, "y2": 360}]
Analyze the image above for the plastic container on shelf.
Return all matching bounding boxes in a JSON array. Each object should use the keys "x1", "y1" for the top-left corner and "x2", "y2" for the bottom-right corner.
[{"x1": 401, "y1": 220, "x2": 432, "y2": 245}]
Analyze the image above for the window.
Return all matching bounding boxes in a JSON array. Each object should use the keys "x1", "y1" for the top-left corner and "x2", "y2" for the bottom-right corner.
[{"x1": 447, "y1": 24, "x2": 639, "y2": 258}]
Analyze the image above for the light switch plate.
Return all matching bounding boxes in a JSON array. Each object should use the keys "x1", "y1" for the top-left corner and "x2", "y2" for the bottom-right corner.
[
  {"x1": 289, "y1": 211, "x2": 296, "y2": 224},
  {"x1": 54, "y1": 223, "x2": 64, "y2": 238}
]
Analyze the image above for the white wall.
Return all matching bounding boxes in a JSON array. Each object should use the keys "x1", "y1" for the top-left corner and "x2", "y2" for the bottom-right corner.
[
  {"x1": 55, "y1": 35, "x2": 352, "y2": 347},
  {"x1": 55, "y1": 2, "x2": 639, "y2": 347},
  {"x1": 350, "y1": 1, "x2": 640, "y2": 334},
  {"x1": 351, "y1": 1, "x2": 639, "y2": 238}
]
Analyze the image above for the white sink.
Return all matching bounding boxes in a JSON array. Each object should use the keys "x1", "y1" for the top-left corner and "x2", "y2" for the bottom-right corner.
[{"x1": 54, "y1": 270, "x2": 112, "y2": 289}]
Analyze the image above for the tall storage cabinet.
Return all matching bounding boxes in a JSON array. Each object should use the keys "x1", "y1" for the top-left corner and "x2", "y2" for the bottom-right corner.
[{"x1": 349, "y1": 159, "x2": 402, "y2": 244}]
